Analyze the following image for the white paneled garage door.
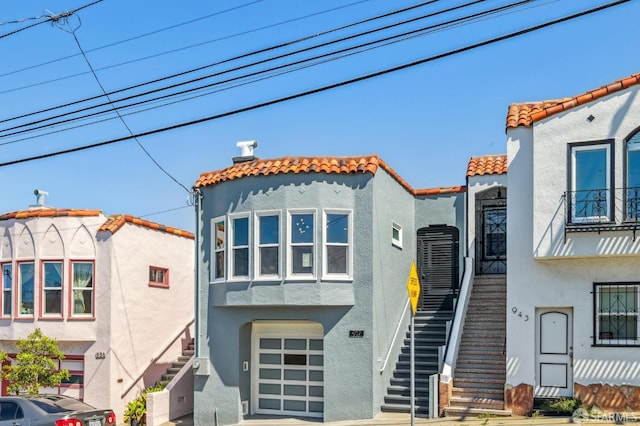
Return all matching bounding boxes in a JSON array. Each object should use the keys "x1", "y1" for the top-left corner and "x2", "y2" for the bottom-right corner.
[{"x1": 252, "y1": 322, "x2": 323, "y2": 418}]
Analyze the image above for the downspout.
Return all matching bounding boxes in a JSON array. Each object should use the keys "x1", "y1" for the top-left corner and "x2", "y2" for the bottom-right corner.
[{"x1": 194, "y1": 188, "x2": 202, "y2": 358}]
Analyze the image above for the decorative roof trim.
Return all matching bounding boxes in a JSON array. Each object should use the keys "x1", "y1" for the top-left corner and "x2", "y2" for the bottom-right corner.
[
  {"x1": 98, "y1": 214, "x2": 195, "y2": 240},
  {"x1": 506, "y1": 72, "x2": 640, "y2": 129},
  {"x1": 0, "y1": 208, "x2": 102, "y2": 221},
  {"x1": 467, "y1": 154, "x2": 508, "y2": 177},
  {"x1": 194, "y1": 155, "x2": 466, "y2": 197}
]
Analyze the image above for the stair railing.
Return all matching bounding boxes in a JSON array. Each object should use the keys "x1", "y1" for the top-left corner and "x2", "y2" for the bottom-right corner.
[
  {"x1": 379, "y1": 299, "x2": 410, "y2": 373},
  {"x1": 121, "y1": 319, "x2": 195, "y2": 398},
  {"x1": 440, "y1": 257, "x2": 474, "y2": 382}
]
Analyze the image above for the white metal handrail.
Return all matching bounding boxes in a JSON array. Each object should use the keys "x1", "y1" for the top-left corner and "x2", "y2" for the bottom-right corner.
[
  {"x1": 440, "y1": 257, "x2": 474, "y2": 382},
  {"x1": 379, "y1": 299, "x2": 410, "y2": 373}
]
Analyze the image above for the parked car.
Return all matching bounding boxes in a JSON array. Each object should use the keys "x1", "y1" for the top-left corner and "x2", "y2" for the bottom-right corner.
[{"x1": 0, "y1": 394, "x2": 115, "y2": 426}]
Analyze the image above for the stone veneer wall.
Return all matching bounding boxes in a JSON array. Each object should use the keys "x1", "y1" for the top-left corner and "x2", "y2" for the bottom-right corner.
[
  {"x1": 575, "y1": 383, "x2": 640, "y2": 412},
  {"x1": 505, "y1": 383, "x2": 533, "y2": 416}
]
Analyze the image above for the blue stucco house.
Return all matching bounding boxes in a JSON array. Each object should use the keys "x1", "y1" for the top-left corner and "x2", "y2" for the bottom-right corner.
[{"x1": 191, "y1": 145, "x2": 466, "y2": 425}]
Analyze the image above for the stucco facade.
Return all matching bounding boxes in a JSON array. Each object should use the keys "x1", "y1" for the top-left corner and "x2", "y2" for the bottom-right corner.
[
  {"x1": 193, "y1": 154, "x2": 464, "y2": 425},
  {"x1": 0, "y1": 206, "x2": 194, "y2": 421},
  {"x1": 506, "y1": 76, "x2": 640, "y2": 412}
]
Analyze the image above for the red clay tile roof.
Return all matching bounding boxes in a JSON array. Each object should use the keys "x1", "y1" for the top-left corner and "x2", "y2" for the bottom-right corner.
[
  {"x1": 98, "y1": 214, "x2": 194, "y2": 239},
  {"x1": 467, "y1": 155, "x2": 508, "y2": 177},
  {"x1": 194, "y1": 155, "x2": 466, "y2": 196},
  {"x1": 506, "y1": 72, "x2": 640, "y2": 129},
  {"x1": 0, "y1": 208, "x2": 102, "y2": 221},
  {"x1": 414, "y1": 186, "x2": 466, "y2": 196}
]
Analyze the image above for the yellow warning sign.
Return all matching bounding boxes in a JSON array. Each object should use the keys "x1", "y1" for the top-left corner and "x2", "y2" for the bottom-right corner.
[{"x1": 406, "y1": 261, "x2": 420, "y2": 316}]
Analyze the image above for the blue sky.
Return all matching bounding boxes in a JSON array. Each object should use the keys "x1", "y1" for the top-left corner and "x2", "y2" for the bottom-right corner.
[{"x1": 1, "y1": 0, "x2": 639, "y2": 232}]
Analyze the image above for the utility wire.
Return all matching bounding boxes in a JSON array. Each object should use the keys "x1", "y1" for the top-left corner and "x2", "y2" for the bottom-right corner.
[
  {"x1": 0, "y1": 0, "x2": 102, "y2": 40},
  {"x1": 0, "y1": 0, "x2": 628, "y2": 169},
  {"x1": 55, "y1": 14, "x2": 191, "y2": 193},
  {"x1": 0, "y1": 0, "x2": 443, "y2": 111},
  {"x1": 1, "y1": 0, "x2": 489, "y2": 134},
  {"x1": 0, "y1": 0, "x2": 370, "y2": 80}
]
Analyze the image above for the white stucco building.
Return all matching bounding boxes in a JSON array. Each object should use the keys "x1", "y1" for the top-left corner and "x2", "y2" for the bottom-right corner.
[
  {"x1": 0, "y1": 198, "x2": 194, "y2": 421},
  {"x1": 505, "y1": 72, "x2": 640, "y2": 413}
]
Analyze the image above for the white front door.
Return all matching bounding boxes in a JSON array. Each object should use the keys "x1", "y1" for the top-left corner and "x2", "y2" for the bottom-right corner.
[
  {"x1": 251, "y1": 322, "x2": 324, "y2": 418},
  {"x1": 535, "y1": 308, "x2": 573, "y2": 397}
]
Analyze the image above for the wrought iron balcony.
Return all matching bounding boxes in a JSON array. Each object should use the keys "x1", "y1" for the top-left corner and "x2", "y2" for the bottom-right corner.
[{"x1": 564, "y1": 187, "x2": 640, "y2": 234}]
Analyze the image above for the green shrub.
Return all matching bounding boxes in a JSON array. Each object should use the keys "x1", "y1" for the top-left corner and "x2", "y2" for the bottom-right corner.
[
  {"x1": 540, "y1": 397, "x2": 584, "y2": 413},
  {"x1": 123, "y1": 382, "x2": 168, "y2": 425}
]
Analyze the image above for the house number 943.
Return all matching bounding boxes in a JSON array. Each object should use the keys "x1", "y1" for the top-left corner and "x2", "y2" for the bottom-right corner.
[{"x1": 512, "y1": 307, "x2": 529, "y2": 321}]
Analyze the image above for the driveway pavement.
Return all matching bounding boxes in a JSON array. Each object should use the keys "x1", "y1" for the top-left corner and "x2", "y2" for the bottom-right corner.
[{"x1": 161, "y1": 411, "x2": 639, "y2": 426}]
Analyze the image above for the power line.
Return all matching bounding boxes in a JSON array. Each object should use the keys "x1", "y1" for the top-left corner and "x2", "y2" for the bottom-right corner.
[
  {"x1": 53, "y1": 14, "x2": 191, "y2": 193},
  {"x1": 1, "y1": 0, "x2": 489, "y2": 134},
  {"x1": 0, "y1": 0, "x2": 628, "y2": 169},
  {"x1": 0, "y1": 0, "x2": 370, "y2": 81}
]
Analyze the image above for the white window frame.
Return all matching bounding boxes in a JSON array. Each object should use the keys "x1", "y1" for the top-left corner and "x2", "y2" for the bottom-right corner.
[
  {"x1": 392, "y1": 222, "x2": 403, "y2": 249},
  {"x1": 322, "y1": 209, "x2": 353, "y2": 281},
  {"x1": 570, "y1": 143, "x2": 612, "y2": 223},
  {"x1": 287, "y1": 210, "x2": 316, "y2": 280},
  {"x1": 211, "y1": 216, "x2": 226, "y2": 282},
  {"x1": 1, "y1": 263, "x2": 12, "y2": 318},
  {"x1": 17, "y1": 261, "x2": 35, "y2": 318},
  {"x1": 229, "y1": 213, "x2": 251, "y2": 280},
  {"x1": 254, "y1": 211, "x2": 281, "y2": 280},
  {"x1": 595, "y1": 283, "x2": 640, "y2": 346}
]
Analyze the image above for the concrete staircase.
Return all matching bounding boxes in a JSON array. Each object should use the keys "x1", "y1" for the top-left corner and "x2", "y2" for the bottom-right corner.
[
  {"x1": 160, "y1": 338, "x2": 194, "y2": 384},
  {"x1": 443, "y1": 275, "x2": 510, "y2": 417},
  {"x1": 381, "y1": 290, "x2": 454, "y2": 416}
]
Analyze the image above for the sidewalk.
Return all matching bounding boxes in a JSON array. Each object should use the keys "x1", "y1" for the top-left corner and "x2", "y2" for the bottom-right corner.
[{"x1": 161, "y1": 411, "x2": 639, "y2": 426}]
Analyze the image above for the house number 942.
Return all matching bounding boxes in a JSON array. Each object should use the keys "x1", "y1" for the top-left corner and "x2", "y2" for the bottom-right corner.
[{"x1": 512, "y1": 307, "x2": 529, "y2": 321}]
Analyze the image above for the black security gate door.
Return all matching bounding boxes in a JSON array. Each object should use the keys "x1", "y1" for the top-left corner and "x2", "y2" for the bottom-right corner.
[{"x1": 416, "y1": 226, "x2": 459, "y2": 312}]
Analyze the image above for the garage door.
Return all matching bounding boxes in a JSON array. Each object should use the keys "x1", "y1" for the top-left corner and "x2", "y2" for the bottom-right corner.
[{"x1": 252, "y1": 322, "x2": 323, "y2": 418}]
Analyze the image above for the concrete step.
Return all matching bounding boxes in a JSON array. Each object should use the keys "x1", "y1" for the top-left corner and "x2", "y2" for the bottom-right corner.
[
  {"x1": 455, "y1": 358, "x2": 505, "y2": 368},
  {"x1": 443, "y1": 406, "x2": 512, "y2": 417},
  {"x1": 454, "y1": 370, "x2": 506, "y2": 381},
  {"x1": 386, "y1": 385, "x2": 429, "y2": 397},
  {"x1": 380, "y1": 403, "x2": 429, "y2": 414},
  {"x1": 384, "y1": 394, "x2": 430, "y2": 407},
  {"x1": 449, "y1": 396, "x2": 505, "y2": 410},
  {"x1": 390, "y1": 377, "x2": 429, "y2": 388},
  {"x1": 451, "y1": 387, "x2": 504, "y2": 399},
  {"x1": 453, "y1": 377, "x2": 504, "y2": 390}
]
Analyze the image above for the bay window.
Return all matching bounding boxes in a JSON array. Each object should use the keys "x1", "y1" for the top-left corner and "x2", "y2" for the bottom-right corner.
[
  {"x1": 289, "y1": 212, "x2": 315, "y2": 277},
  {"x1": 256, "y1": 213, "x2": 280, "y2": 278},
  {"x1": 569, "y1": 142, "x2": 613, "y2": 223},
  {"x1": 18, "y1": 262, "x2": 34, "y2": 316},
  {"x1": 231, "y1": 215, "x2": 250, "y2": 278},
  {"x1": 323, "y1": 210, "x2": 352, "y2": 278},
  {"x1": 42, "y1": 261, "x2": 63, "y2": 316},
  {"x1": 71, "y1": 261, "x2": 94, "y2": 316},
  {"x1": 2, "y1": 263, "x2": 11, "y2": 317}
]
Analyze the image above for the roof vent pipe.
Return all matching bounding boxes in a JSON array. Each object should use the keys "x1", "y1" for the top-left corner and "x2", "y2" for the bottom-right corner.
[
  {"x1": 33, "y1": 189, "x2": 49, "y2": 207},
  {"x1": 233, "y1": 140, "x2": 258, "y2": 164}
]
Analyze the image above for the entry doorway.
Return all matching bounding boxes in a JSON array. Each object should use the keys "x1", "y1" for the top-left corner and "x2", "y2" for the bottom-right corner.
[
  {"x1": 535, "y1": 308, "x2": 574, "y2": 398},
  {"x1": 416, "y1": 226, "x2": 459, "y2": 311}
]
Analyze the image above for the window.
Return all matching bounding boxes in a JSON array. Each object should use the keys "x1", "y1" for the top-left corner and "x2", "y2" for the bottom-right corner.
[
  {"x1": 149, "y1": 266, "x2": 169, "y2": 288},
  {"x1": 289, "y1": 212, "x2": 315, "y2": 277},
  {"x1": 0, "y1": 401, "x2": 23, "y2": 421},
  {"x1": 595, "y1": 283, "x2": 639, "y2": 346},
  {"x1": 71, "y1": 262, "x2": 93, "y2": 316},
  {"x1": 483, "y1": 208, "x2": 506, "y2": 258},
  {"x1": 323, "y1": 210, "x2": 351, "y2": 278},
  {"x1": 569, "y1": 142, "x2": 612, "y2": 223},
  {"x1": 2, "y1": 264, "x2": 11, "y2": 317},
  {"x1": 392, "y1": 222, "x2": 402, "y2": 249},
  {"x1": 626, "y1": 133, "x2": 640, "y2": 220},
  {"x1": 212, "y1": 217, "x2": 225, "y2": 281},
  {"x1": 42, "y1": 261, "x2": 63, "y2": 316},
  {"x1": 17, "y1": 262, "x2": 34, "y2": 316},
  {"x1": 256, "y1": 213, "x2": 280, "y2": 278},
  {"x1": 231, "y1": 215, "x2": 250, "y2": 278}
]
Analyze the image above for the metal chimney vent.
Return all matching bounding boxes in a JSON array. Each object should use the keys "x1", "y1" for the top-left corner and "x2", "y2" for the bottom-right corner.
[
  {"x1": 233, "y1": 140, "x2": 258, "y2": 164},
  {"x1": 31, "y1": 189, "x2": 49, "y2": 208}
]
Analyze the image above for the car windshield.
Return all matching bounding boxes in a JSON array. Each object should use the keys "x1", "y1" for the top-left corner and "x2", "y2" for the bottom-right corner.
[{"x1": 30, "y1": 396, "x2": 96, "y2": 413}]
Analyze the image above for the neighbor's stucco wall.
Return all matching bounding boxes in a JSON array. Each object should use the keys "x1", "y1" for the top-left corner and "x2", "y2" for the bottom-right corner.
[
  {"x1": 506, "y1": 87, "x2": 640, "y2": 393},
  {"x1": 106, "y1": 225, "x2": 194, "y2": 421},
  {"x1": 195, "y1": 171, "x2": 379, "y2": 425},
  {"x1": 532, "y1": 85, "x2": 640, "y2": 258}
]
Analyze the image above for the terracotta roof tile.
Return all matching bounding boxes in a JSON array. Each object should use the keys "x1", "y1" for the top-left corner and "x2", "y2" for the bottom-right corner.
[
  {"x1": 98, "y1": 214, "x2": 194, "y2": 239},
  {"x1": 506, "y1": 72, "x2": 640, "y2": 129},
  {"x1": 195, "y1": 155, "x2": 467, "y2": 197},
  {"x1": 0, "y1": 208, "x2": 101, "y2": 221},
  {"x1": 467, "y1": 155, "x2": 508, "y2": 177}
]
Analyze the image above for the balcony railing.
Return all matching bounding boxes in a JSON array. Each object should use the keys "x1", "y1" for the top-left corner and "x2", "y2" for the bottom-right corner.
[{"x1": 564, "y1": 187, "x2": 640, "y2": 238}]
